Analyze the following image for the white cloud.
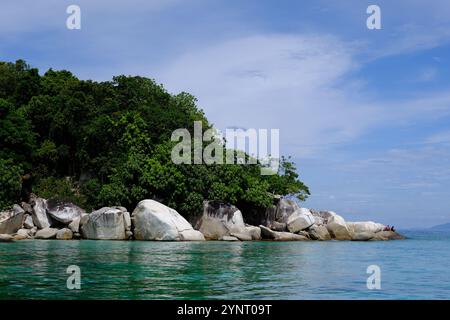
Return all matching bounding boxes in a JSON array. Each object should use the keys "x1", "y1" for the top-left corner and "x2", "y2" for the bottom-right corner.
[{"x1": 158, "y1": 34, "x2": 384, "y2": 157}]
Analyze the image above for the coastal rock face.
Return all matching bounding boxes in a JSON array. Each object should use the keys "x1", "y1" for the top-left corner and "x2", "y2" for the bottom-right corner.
[
  {"x1": 32, "y1": 198, "x2": 52, "y2": 229},
  {"x1": 132, "y1": 200, "x2": 205, "y2": 241},
  {"x1": 195, "y1": 201, "x2": 247, "y2": 240},
  {"x1": 0, "y1": 206, "x2": 26, "y2": 234},
  {"x1": 81, "y1": 207, "x2": 128, "y2": 240},
  {"x1": 260, "y1": 225, "x2": 309, "y2": 241},
  {"x1": 274, "y1": 199, "x2": 300, "y2": 224},
  {"x1": 307, "y1": 224, "x2": 331, "y2": 240},
  {"x1": 35, "y1": 228, "x2": 58, "y2": 239},
  {"x1": 326, "y1": 214, "x2": 352, "y2": 240},
  {"x1": 347, "y1": 221, "x2": 385, "y2": 234},
  {"x1": 310, "y1": 210, "x2": 336, "y2": 225},
  {"x1": 287, "y1": 208, "x2": 315, "y2": 233},
  {"x1": 46, "y1": 199, "x2": 85, "y2": 225}
]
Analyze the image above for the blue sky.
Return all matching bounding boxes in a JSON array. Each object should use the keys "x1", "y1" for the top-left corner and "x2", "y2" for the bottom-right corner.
[{"x1": 1, "y1": 0, "x2": 450, "y2": 228}]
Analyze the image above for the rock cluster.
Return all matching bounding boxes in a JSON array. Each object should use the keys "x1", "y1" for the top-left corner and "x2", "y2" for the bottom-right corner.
[{"x1": 0, "y1": 195, "x2": 405, "y2": 242}]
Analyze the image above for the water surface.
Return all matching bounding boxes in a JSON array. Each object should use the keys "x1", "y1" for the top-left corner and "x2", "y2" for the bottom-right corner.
[{"x1": 0, "y1": 230, "x2": 449, "y2": 299}]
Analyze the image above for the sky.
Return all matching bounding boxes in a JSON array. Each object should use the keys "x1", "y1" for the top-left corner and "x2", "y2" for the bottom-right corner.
[{"x1": 1, "y1": 0, "x2": 450, "y2": 228}]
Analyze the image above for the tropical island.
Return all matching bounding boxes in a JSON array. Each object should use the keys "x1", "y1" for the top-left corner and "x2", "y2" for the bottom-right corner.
[{"x1": 0, "y1": 60, "x2": 404, "y2": 242}]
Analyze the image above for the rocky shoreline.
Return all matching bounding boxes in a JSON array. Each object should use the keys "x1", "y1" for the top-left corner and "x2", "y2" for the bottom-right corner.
[{"x1": 0, "y1": 195, "x2": 405, "y2": 242}]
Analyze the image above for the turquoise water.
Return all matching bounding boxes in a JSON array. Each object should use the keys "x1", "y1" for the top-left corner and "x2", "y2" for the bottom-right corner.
[{"x1": 0, "y1": 230, "x2": 449, "y2": 299}]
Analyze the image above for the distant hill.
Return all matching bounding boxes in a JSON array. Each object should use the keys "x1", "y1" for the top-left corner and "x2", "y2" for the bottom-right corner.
[{"x1": 431, "y1": 223, "x2": 450, "y2": 231}]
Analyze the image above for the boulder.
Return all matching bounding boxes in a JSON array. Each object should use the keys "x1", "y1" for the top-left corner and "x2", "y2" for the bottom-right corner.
[
  {"x1": 23, "y1": 214, "x2": 34, "y2": 229},
  {"x1": 56, "y1": 228, "x2": 73, "y2": 240},
  {"x1": 326, "y1": 214, "x2": 352, "y2": 240},
  {"x1": 259, "y1": 225, "x2": 309, "y2": 241},
  {"x1": 32, "y1": 198, "x2": 52, "y2": 229},
  {"x1": 35, "y1": 228, "x2": 58, "y2": 239},
  {"x1": 310, "y1": 210, "x2": 336, "y2": 225},
  {"x1": 46, "y1": 199, "x2": 85, "y2": 224},
  {"x1": 269, "y1": 221, "x2": 287, "y2": 231},
  {"x1": 275, "y1": 199, "x2": 300, "y2": 223},
  {"x1": 68, "y1": 217, "x2": 81, "y2": 233},
  {"x1": 371, "y1": 231, "x2": 405, "y2": 241},
  {"x1": 244, "y1": 225, "x2": 262, "y2": 240},
  {"x1": 132, "y1": 200, "x2": 205, "y2": 241},
  {"x1": 352, "y1": 232, "x2": 375, "y2": 241},
  {"x1": 287, "y1": 208, "x2": 315, "y2": 233},
  {"x1": 308, "y1": 224, "x2": 331, "y2": 240},
  {"x1": 81, "y1": 207, "x2": 127, "y2": 240},
  {"x1": 123, "y1": 211, "x2": 132, "y2": 231},
  {"x1": 195, "y1": 201, "x2": 247, "y2": 240},
  {"x1": 21, "y1": 202, "x2": 33, "y2": 214},
  {"x1": 219, "y1": 236, "x2": 240, "y2": 241},
  {"x1": 13, "y1": 234, "x2": 28, "y2": 240},
  {"x1": 16, "y1": 228, "x2": 31, "y2": 238},
  {"x1": 347, "y1": 221, "x2": 385, "y2": 234},
  {"x1": 0, "y1": 207, "x2": 25, "y2": 234},
  {"x1": 230, "y1": 232, "x2": 253, "y2": 241},
  {"x1": 0, "y1": 234, "x2": 14, "y2": 242}
]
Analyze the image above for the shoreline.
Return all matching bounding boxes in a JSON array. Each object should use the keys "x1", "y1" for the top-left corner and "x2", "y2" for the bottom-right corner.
[{"x1": 0, "y1": 196, "x2": 405, "y2": 243}]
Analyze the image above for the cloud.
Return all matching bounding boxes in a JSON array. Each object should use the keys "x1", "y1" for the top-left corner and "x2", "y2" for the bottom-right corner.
[{"x1": 158, "y1": 34, "x2": 385, "y2": 157}]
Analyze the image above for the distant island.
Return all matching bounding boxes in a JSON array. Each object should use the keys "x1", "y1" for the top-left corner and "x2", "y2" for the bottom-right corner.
[{"x1": 431, "y1": 223, "x2": 450, "y2": 231}]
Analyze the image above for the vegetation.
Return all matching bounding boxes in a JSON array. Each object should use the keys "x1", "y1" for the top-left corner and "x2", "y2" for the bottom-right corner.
[{"x1": 0, "y1": 60, "x2": 309, "y2": 219}]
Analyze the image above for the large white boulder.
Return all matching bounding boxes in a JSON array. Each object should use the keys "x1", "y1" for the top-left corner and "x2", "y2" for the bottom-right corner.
[
  {"x1": 287, "y1": 208, "x2": 315, "y2": 233},
  {"x1": 132, "y1": 200, "x2": 205, "y2": 241},
  {"x1": 0, "y1": 206, "x2": 25, "y2": 234},
  {"x1": 195, "y1": 201, "x2": 247, "y2": 240},
  {"x1": 81, "y1": 207, "x2": 128, "y2": 240},
  {"x1": 347, "y1": 221, "x2": 385, "y2": 234},
  {"x1": 310, "y1": 210, "x2": 336, "y2": 225},
  {"x1": 35, "y1": 227, "x2": 58, "y2": 239},
  {"x1": 56, "y1": 228, "x2": 73, "y2": 240},
  {"x1": 32, "y1": 198, "x2": 52, "y2": 229},
  {"x1": 275, "y1": 199, "x2": 300, "y2": 223},
  {"x1": 326, "y1": 214, "x2": 352, "y2": 240},
  {"x1": 46, "y1": 199, "x2": 85, "y2": 225}
]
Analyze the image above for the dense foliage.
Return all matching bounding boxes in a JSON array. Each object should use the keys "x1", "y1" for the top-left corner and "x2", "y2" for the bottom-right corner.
[{"x1": 0, "y1": 60, "x2": 309, "y2": 218}]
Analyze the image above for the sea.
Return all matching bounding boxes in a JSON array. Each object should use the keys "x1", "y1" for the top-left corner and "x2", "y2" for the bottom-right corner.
[{"x1": 0, "y1": 230, "x2": 449, "y2": 299}]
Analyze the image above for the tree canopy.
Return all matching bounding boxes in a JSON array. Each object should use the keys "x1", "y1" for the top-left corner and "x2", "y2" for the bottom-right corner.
[{"x1": 0, "y1": 60, "x2": 310, "y2": 219}]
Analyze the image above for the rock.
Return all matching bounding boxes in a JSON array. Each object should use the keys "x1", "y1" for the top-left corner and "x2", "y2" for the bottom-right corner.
[
  {"x1": 270, "y1": 221, "x2": 287, "y2": 231},
  {"x1": 195, "y1": 201, "x2": 247, "y2": 240},
  {"x1": 371, "y1": 231, "x2": 405, "y2": 241},
  {"x1": 244, "y1": 225, "x2": 262, "y2": 240},
  {"x1": 259, "y1": 225, "x2": 309, "y2": 241},
  {"x1": 219, "y1": 236, "x2": 240, "y2": 241},
  {"x1": 29, "y1": 227, "x2": 37, "y2": 237},
  {"x1": 23, "y1": 214, "x2": 34, "y2": 229},
  {"x1": 16, "y1": 228, "x2": 31, "y2": 238},
  {"x1": 0, "y1": 234, "x2": 14, "y2": 242},
  {"x1": 347, "y1": 221, "x2": 385, "y2": 234},
  {"x1": 68, "y1": 217, "x2": 81, "y2": 233},
  {"x1": 308, "y1": 224, "x2": 331, "y2": 240},
  {"x1": 73, "y1": 232, "x2": 81, "y2": 239},
  {"x1": 125, "y1": 230, "x2": 133, "y2": 239},
  {"x1": 230, "y1": 232, "x2": 253, "y2": 241},
  {"x1": 46, "y1": 199, "x2": 85, "y2": 224},
  {"x1": 123, "y1": 211, "x2": 132, "y2": 231},
  {"x1": 21, "y1": 202, "x2": 33, "y2": 214},
  {"x1": 179, "y1": 229, "x2": 206, "y2": 241},
  {"x1": 81, "y1": 207, "x2": 127, "y2": 240},
  {"x1": 287, "y1": 208, "x2": 315, "y2": 233},
  {"x1": 13, "y1": 234, "x2": 28, "y2": 240},
  {"x1": 326, "y1": 214, "x2": 352, "y2": 240},
  {"x1": 35, "y1": 228, "x2": 58, "y2": 239},
  {"x1": 352, "y1": 232, "x2": 375, "y2": 241},
  {"x1": 32, "y1": 198, "x2": 52, "y2": 229},
  {"x1": 275, "y1": 199, "x2": 300, "y2": 223},
  {"x1": 310, "y1": 210, "x2": 336, "y2": 225},
  {"x1": 132, "y1": 200, "x2": 205, "y2": 241},
  {"x1": 0, "y1": 207, "x2": 25, "y2": 234},
  {"x1": 56, "y1": 228, "x2": 73, "y2": 240}
]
